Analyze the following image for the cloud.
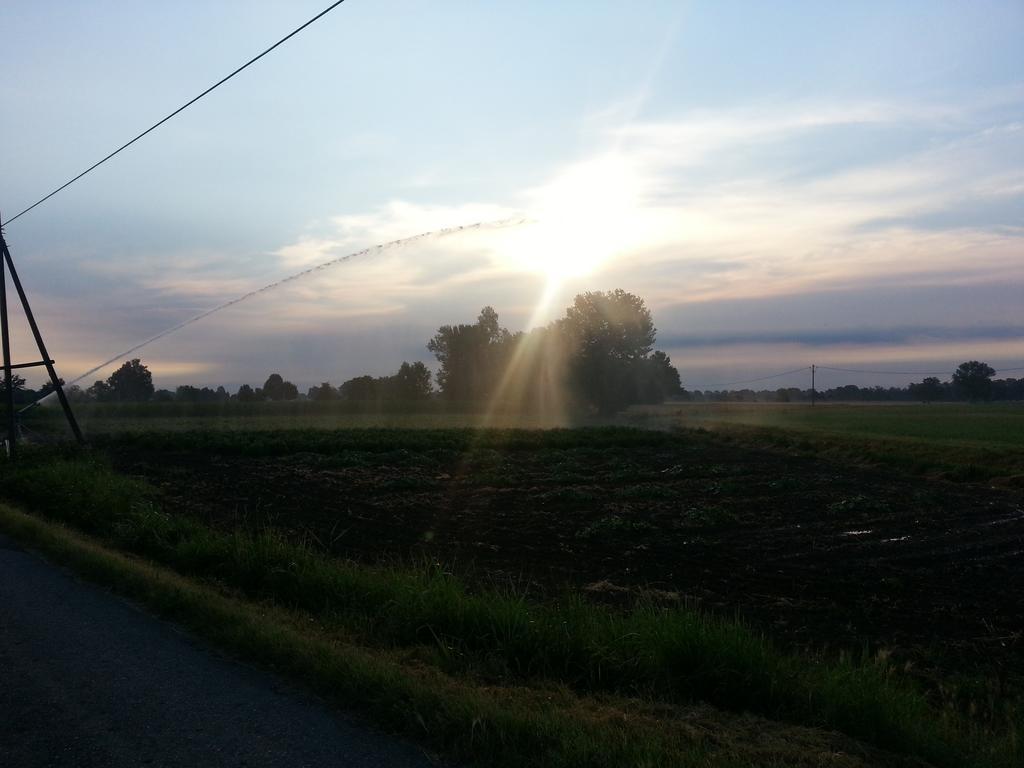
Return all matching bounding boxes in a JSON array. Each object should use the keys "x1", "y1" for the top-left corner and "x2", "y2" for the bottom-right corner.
[
  {"x1": 288, "y1": 96, "x2": 1021, "y2": 310},
  {"x1": 27, "y1": 90, "x2": 1023, "y2": 388},
  {"x1": 660, "y1": 325, "x2": 1024, "y2": 350}
]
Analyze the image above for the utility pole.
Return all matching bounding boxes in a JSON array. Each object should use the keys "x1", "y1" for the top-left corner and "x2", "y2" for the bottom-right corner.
[
  {"x1": 810, "y1": 364, "x2": 816, "y2": 407},
  {"x1": 0, "y1": 239, "x2": 15, "y2": 458},
  {"x1": 0, "y1": 218, "x2": 84, "y2": 457}
]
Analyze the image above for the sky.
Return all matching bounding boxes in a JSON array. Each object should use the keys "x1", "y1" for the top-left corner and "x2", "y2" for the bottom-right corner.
[{"x1": 1, "y1": 0, "x2": 1022, "y2": 393}]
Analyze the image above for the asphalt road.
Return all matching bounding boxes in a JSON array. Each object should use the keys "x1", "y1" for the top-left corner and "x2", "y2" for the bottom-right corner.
[{"x1": 0, "y1": 533, "x2": 436, "y2": 768}]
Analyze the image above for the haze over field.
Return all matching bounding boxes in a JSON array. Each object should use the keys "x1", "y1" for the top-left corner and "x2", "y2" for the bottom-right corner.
[{"x1": 2, "y1": 0, "x2": 1022, "y2": 391}]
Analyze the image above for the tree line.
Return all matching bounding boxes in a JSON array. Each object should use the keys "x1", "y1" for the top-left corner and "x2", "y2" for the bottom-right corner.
[
  {"x1": 4, "y1": 297, "x2": 1014, "y2": 409},
  {"x1": 5, "y1": 290, "x2": 683, "y2": 415},
  {"x1": 689, "y1": 362, "x2": 1019, "y2": 403}
]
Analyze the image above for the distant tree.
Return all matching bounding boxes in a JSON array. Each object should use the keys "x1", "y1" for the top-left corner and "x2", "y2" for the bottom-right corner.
[
  {"x1": 262, "y1": 374, "x2": 285, "y2": 400},
  {"x1": 308, "y1": 382, "x2": 338, "y2": 401},
  {"x1": 153, "y1": 389, "x2": 175, "y2": 402},
  {"x1": 339, "y1": 375, "x2": 379, "y2": 401},
  {"x1": 428, "y1": 307, "x2": 516, "y2": 401},
  {"x1": 992, "y1": 377, "x2": 1024, "y2": 401},
  {"x1": 106, "y1": 359, "x2": 154, "y2": 402},
  {"x1": 262, "y1": 373, "x2": 298, "y2": 401},
  {"x1": 909, "y1": 376, "x2": 943, "y2": 403},
  {"x1": 175, "y1": 385, "x2": 230, "y2": 403},
  {"x1": 775, "y1": 387, "x2": 791, "y2": 403},
  {"x1": 0, "y1": 373, "x2": 37, "y2": 405},
  {"x1": 87, "y1": 380, "x2": 113, "y2": 402},
  {"x1": 952, "y1": 361, "x2": 995, "y2": 402},
  {"x1": 561, "y1": 290, "x2": 656, "y2": 414},
  {"x1": 0, "y1": 373, "x2": 27, "y2": 398},
  {"x1": 389, "y1": 361, "x2": 433, "y2": 400},
  {"x1": 36, "y1": 378, "x2": 65, "y2": 399},
  {"x1": 829, "y1": 384, "x2": 863, "y2": 402},
  {"x1": 66, "y1": 384, "x2": 90, "y2": 403},
  {"x1": 176, "y1": 385, "x2": 201, "y2": 402},
  {"x1": 236, "y1": 384, "x2": 258, "y2": 402}
]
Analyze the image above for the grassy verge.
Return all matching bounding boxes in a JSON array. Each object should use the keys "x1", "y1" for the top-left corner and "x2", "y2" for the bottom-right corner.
[
  {"x1": 0, "y1": 504, "x2": 733, "y2": 768},
  {"x1": 1, "y1": 450, "x2": 1019, "y2": 767}
]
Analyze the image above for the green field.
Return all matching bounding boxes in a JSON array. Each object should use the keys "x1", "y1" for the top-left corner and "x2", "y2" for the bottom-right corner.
[
  {"x1": 626, "y1": 402, "x2": 1024, "y2": 447},
  {"x1": 619, "y1": 402, "x2": 1024, "y2": 483},
  {"x1": 26, "y1": 399, "x2": 1024, "y2": 443},
  {"x1": 25, "y1": 399, "x2": 1024, "y2": 483}
]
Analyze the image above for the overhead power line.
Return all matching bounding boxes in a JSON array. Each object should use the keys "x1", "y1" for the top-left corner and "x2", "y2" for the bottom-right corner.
[
  {"x1": 816, "y1": 365, "x2": 952, "y2": 376},
  {"x1": 686, "y1": 362, "x2": 1024, "y2": 390},
  {"x1": 818, "y1": 364, "x2": 1024, "y2": 376},
  {"x1": 4, "y1": 0, "x2": 349, "y2": 227},
  {"x1": 686, "y1": 366, "x2": 811, "y2": 390}
]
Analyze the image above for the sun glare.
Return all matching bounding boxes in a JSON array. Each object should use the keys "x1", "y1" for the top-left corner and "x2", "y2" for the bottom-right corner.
[{"x1": 497, "y1": 154, "x2": 647, "y2": 282}]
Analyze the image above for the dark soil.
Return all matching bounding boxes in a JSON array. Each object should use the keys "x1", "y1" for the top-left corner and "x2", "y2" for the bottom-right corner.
[{"x1": 105, "y1": 428, "x2": 1024, "y2": 693}]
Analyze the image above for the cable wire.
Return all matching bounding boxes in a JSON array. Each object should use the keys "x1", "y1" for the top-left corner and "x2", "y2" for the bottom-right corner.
[
  {"x1": 686, "y1": 366, "x2": 811, "y2": 390},
  {"x1": 686, "y1": 362, "x2": 1024, "y2": 390},
  {"x1": 19, "y1": 217, "x2": 527, "y2": 412},
  {"x1": 816, "y1": 365, "x2": 952, "y2": 376},
  {"x1": 4, "y1": 0, "x2": 349, "y2": 227},
  {"x1": 817, "y1": 364, "x2": 1024, "y2": 376}
]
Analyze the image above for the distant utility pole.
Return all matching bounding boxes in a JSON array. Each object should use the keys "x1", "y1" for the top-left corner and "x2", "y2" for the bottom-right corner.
[
  {"x1": 810, "y1": 364, "x2": 816, "y2": 407},
  {"x1": 0, "y1": 218, "x2": 84, "y2": 458}
]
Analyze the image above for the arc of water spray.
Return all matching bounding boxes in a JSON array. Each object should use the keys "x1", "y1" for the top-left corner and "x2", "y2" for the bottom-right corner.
[{"x1": 23, "y1": 217, "x2": 527, "y2": 411}]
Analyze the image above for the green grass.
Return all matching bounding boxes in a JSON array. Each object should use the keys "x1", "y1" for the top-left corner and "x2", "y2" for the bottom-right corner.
[
  {"x1": 1, "y1": 449, "x2": 1020, "y2": 767},
  {"x1": 0, "y1": 505, "x2": 740, "y2": 768},
  {"x1": 619, "y1": 403, "x2": 1024, "y2": 482},
  {"x1": 628, "y1": 402, "x2": 1024, "y2": 447}
]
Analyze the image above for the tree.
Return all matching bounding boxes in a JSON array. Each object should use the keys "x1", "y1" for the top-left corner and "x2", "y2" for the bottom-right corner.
[
  {"x1": 952, "y1": 361, "x2": 995, "y2": 402},
  {"x1": 389, "y1": 361, "x2": 433, "y2": 400},
  {"x1": 909, "y1": 376, "x2": 943, "y2": 403},
  {"x1": 66, "y1": 384, "x2": 89, "y2": 403},
  {"x1": 0, "y1": 373, "x2": 36, "y2": 405},
  {"x1": 643, "y1": 351, "x2": 683, "y2": 402},
  {"x1": 262, "y1": 373, "x2": 298, "y2": 401},
  {"x1": 428, "y1": 307, "x2": 516, "y2": 401},
  {"x1": 339, "y1": 375, "x2": 380, "y2": 401},
  {"x1": 36, "y1": 378, "x2": 65, "y2": 399},
  {"x1": 308, "y1": 382, "x2": 338, "y2": 401},
  {"x1": 236, "y1": 384, "x2": 258, "y2": 402},
  {"x1": 0, "y1": 373, "x2": 27, "y2": 397},
  {"x1": 563, "y1": 290, "x2": 655, "y2": 360},
  {"x1": 560, "y1": 290, "x2": 656, "y2": 414},
  {"x1": 106, "y1": 359, "x2": 154, "y2": 402},
  {"x1": 87, "y1": 380, "x2": 113, "y2": 402},
  {"x1": 176, "y1": 385, "x2": 201, "y2": 402}
]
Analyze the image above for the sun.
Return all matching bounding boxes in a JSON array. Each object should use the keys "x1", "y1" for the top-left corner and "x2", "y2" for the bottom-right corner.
[{"x1": 496, "y1": 154, "x2": 647, "y2": 282}]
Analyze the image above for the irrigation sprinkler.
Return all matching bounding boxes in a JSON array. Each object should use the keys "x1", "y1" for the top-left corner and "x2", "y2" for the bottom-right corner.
[{"x1": 0, "y1": 218, "x2": 84, "y2": 458}]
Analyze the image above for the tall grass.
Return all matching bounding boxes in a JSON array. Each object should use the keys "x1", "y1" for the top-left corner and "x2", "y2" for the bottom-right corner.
[
  {"x1": 0, "y1": 505, "x2": 739, "y2": 768},
  {"x1": 2, "y1": 451, "x2": 1019, "y2": 767}
]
